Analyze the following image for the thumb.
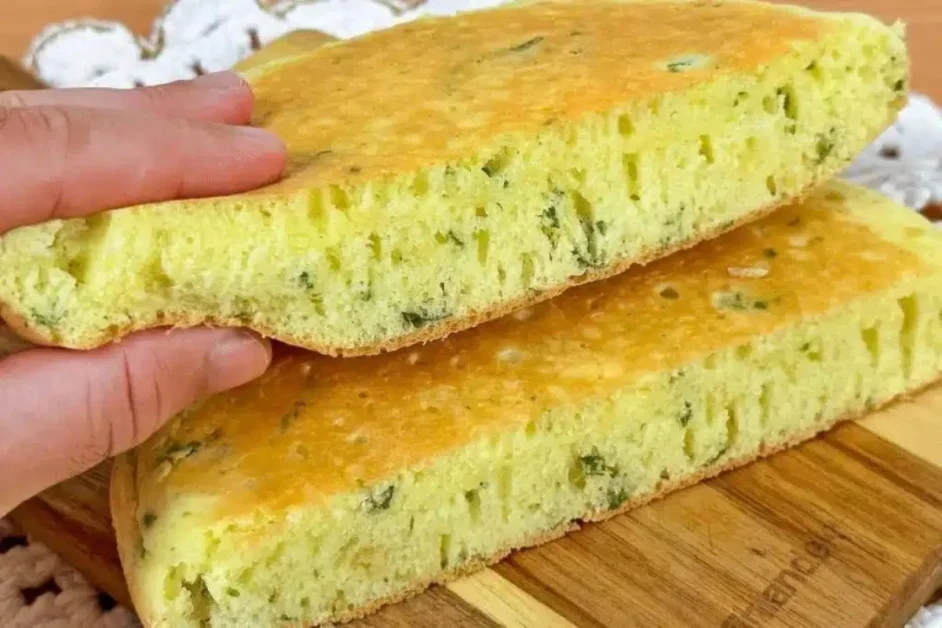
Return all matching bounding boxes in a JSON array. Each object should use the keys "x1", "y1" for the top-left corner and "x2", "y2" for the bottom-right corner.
[{"x1": 0, "y1": 327, "x2": 271, "y2": 515}]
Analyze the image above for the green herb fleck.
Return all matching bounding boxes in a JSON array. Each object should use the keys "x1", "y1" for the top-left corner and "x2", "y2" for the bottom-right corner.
[
  {"x1": 31, "y1": 309, "x2": 63, "y2": 328},
  {"x1": 297, "y1": 271, "x2": 315, "y2": 290},
  {"x1": 226, "y1": 587, "x2": 240, "y2": 598},
  {"x1": 480, "y1": 151, "x2": 508, "y2": 177},
  {"x1": 667, "y1": 59, "x2": 694, "y2": 73},
  {"x1": 409, "y1": 516, "x2": 415, "y2": 532},
  {"x1": 446, "y1": 230, "x2": 464, "y2": 247},
  {"x1": 142, "y1": 512, "x2": 157, "y2": 528},
  {"x1": 707, "y1": 445, "x2": 730, "y2": 465},
  {"x1": 542, "y1": 205, "x2": 560, "y2": 229},
  {"x1": 894, "y1": 79, "x2": 905, "y2": 93},
  {"x1": 157, "y1": 441, "x2": 201, "y2": 465},
  {"x1": 805, "y1": 61, "x2": 818, "y2": 72},
  {"x1": 280, "y1": 400, "x2": 306, "y2": 431},
  {"x1": 595, "y1": 221, "x2": 608, "y2": 235},
  {"x1": 540, "y1": 203, "x2": 561, "y2": 247},
  {"x1": 815, "y1": 133, "x2": 835, "y2": 164},
  {"x1": 660, "y1": 286, "x2": 680, "y2": 300},
  {"x1": 579, "y1": 447, "x2": 619, "y2": 478},
  {"x1": 309, "y1": 292, "x2": 325, "y2": 316},
  {"x1": 763, "y1": 248, "x2": 777, "y2": 259},
  {"x1": 733, "y1": 91, "x2": 749, "y2": 107},
  {"x1": 712, "y1": 291, "x2": 771, "y2": 312},
  {"x1": 575, "y1": 214, "x2": 603, "y2": 269},
  {"x1": 574, "y1": 249, "x2": 603, "y2": 270},
  {"x1": 679, "y1": 401, "x2": 693, "y2": 427},
  {"x1": 363, "y1": 484, "x2": 396, "y2": 513},
  {"x1": 508, "y1": 36, "x2": 544, "y2": 53},
  {"x1": 777, "y1": 88, "x2": 791, "y2": 112},
  {"x1": 402, "y1": 310, "x2": 446, "y2": 329},
  {"x1": 607, "y1": 488, "x2": 630, "y2": 510}
]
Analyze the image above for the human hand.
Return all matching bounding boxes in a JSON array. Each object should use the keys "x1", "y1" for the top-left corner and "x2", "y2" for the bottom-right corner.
[{"x1": 0, "y1": 72, "x2": 285, "y2": 516}]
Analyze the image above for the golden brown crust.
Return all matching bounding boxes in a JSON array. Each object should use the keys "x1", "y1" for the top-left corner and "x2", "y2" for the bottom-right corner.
[
  {"x1": 233, "y1": 30, "x2": 338, "y2": 74},
  {"x1": 112, "y1": 378, "x2": 940, "y2": 628},
  {"x1": 111, "y1": 453, "x2": 150, "y2": 626}
]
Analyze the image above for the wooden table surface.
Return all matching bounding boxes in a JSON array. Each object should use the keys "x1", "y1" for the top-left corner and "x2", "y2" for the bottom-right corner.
[{"x1": 1, "y1": 0, "x2": 941, "y2": 101}]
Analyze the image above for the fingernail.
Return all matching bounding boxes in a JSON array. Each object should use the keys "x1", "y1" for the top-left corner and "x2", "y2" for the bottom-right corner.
[
  {"x1": 207, "y1": 329, "x2": 272, "y2": 392},
  {"x1": 192, "y1": 71, "x2": 247, "y2": 91},
  {"x1": 232, "y1": 124, "x2": 287, "y2": 151}
]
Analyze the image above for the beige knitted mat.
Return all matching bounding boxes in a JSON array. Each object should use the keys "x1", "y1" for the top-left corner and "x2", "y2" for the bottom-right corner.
[{"x1": 0, "y1": 520, "x2": 138, "y2": 627}]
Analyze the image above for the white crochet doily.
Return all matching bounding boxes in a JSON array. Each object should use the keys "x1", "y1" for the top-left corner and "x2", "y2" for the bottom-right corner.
[{"x1": 4, "y1": 0, "x2": 942, "y2": 626}]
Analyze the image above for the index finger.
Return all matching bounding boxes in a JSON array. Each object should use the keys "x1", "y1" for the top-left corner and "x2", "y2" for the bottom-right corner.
[
  {"x1": 0, "y1": 72, "x2": 256, "y2": 125},
  {"x1": 0, "y1": 104, "x2": 286, "y2": 234}
]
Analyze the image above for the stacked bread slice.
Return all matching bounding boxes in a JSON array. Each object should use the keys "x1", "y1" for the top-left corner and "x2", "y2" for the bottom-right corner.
[{"x1": 3, "y1": 1, "x2": 936, "y2": 626}]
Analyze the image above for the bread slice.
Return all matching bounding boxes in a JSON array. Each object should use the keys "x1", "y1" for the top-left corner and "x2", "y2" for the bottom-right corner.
[
  {"x1": 0, "y1": 0, "x2": 908, "y2": 356},
  {"x1": 111, "y1": 181, "x2": 942, "y2": 627}
]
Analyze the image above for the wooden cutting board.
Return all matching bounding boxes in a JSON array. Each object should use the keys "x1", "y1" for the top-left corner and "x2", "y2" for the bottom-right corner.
[{"x1": 10, "y1": 388, "x2": 942, "y2": 627}]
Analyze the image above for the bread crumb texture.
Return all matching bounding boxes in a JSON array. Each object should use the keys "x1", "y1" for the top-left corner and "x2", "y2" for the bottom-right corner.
[
  {"x1": 0, "y1": 0, "x2": 908, "y2": 355},
  {"x1": 111, "y1": 181, "x2": 942, "y2": 627}
]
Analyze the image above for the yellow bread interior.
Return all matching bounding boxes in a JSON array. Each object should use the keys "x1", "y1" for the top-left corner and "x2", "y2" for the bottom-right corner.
[
  {"x1": 0, "y1": 0, "x2": 908, "y2": 355},
  {"x1": 112, "y1": 181, "x2": 942, "y2": 627}
]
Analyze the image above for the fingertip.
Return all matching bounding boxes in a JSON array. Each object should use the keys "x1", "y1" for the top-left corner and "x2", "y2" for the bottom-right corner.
[
  {"x1": 190, "y1": 71, "x2": 249, "y2": 91},
  {"x1": 224, "y1": 124, "x2": 289, "y2": 183},
  {"x1": 234, "y1": 124, "x2": 287, "y2": 155},
  {"x1": 205, "y1": 328, "x2": 273, "y2": 393},
  {"x1": 184, "y1": 71, "x2": 257, "y2": 126}
]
